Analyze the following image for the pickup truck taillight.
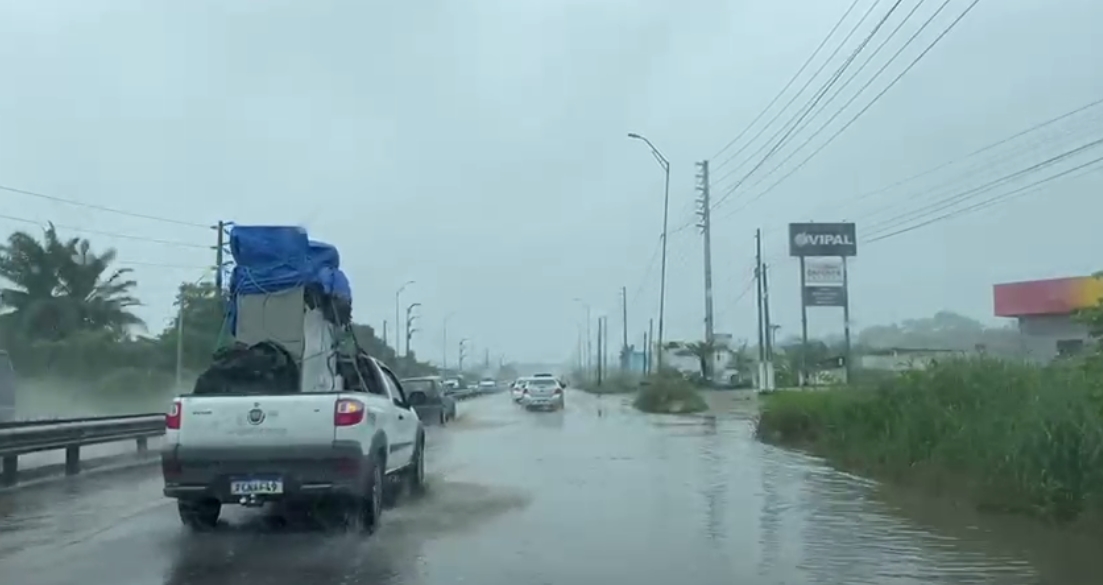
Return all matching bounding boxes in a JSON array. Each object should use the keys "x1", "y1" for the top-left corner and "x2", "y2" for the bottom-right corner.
[
  {"x1": 334, "y1": 398, "x2": 366, "y2": 426},
  {"x1": 166, "y1": 399, "x2": 182, "y2": 430}
]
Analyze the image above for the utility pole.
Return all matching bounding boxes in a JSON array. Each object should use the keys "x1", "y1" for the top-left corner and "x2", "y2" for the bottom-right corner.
[
  {"x1": 763, "y1": 263, "x2": 773, "y2": 361},
  {"x1": 696, "y1": 160, "x2": 715, "y2": 381},
  {"x1": 755, "y1": 229, "x2": 766, "y2": 390},
  {"x1": 405, "y1": 302, "x2": 420, "y2": 360},
  {"x1": 442, "y1": 313, "x2": 455, "y2": 370},
  {"x1": 484, "y1": 348, "x2": 489, "y2": 370},
  {"x1": 620, "y1": 286, "x2": 629, "y2": 370},
  {"x1": 696, "y1": 162, "x2": 714, "y2": 339},
  {"x1": 762, "y1": 262, "x2": 774, "y2": 391},
  {"x1": 596, "y1": 316, "x2": 604, "y2": 385},
  {"x1": 382, "y1": 320, "x2": 387, "y2": 352},
  {"x1": 212, "y1": 220, "x2": 227, "y2": 292},
  {"x1": 647, "y1": 318, "x2": 654, "y2": 374}
]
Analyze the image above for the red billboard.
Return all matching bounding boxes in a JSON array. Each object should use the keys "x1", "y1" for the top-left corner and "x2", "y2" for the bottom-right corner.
[{"x1": 993, "y1": 276, "x2": 1103, "y2": 317}]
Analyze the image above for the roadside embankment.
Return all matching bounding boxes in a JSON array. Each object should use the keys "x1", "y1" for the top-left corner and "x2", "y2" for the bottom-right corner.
[
  {"x1": 755, "y1": 357, "x2": 1103, "y2": 532},
  {"x1": 581, "y1": 371, "x2": 708, "y2": 414}
]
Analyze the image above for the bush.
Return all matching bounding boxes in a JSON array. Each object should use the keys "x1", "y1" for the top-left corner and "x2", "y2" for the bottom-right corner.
[
  {"x1": 634, "y1": 371, "x2": 708, "y2": 414},
  {"x1": 756, "y1": 357, "x2": 1103, "y2": 527}
]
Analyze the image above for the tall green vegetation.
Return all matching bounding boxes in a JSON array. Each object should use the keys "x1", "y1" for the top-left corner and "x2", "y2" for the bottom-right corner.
[
  {"x1": 0, "y1": 225, "x2": 435, "y2": 394},
  {"x1": 757, "y1": 299, "x2": 1103, "y2": 529}
]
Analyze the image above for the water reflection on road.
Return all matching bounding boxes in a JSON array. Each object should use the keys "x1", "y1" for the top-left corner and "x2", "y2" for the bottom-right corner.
[{"x1": 1, "y1": 389, "x2": 1102, "y2": 585}]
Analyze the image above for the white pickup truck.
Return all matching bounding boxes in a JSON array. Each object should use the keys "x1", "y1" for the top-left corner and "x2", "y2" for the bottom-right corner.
[{"x1": 161, "y1": 351, "x2": 424, "y2": 532}]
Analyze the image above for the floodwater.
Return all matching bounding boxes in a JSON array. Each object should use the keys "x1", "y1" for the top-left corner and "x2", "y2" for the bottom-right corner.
[{"x1": 1, "y1": 389, "x2": 1101, "y2": 585}]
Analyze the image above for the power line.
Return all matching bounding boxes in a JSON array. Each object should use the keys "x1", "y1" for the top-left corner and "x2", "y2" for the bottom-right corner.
[
  {"x1": 734, "y1": 0, "x2": 957, "y2": 202},
  {"x1": 115, "y1": 260, "x2": 212, "y2": 270},
  {"x1": 866, "y1": 153, "x2": 1103, "y2": 243},
  {"x1": 780, "y1": 0, "x2": 934, "y2": 153},
  {"x1": 855, "y1": 119, "x2": 1103, "y2": 230},
  {"x1": 710, "y1": 0, "x2": 907, "y2": 212},
  {"x1": 708, "y1": 0, "x2": 865, "y2": 163},
  {"x1": 761, "y1": 95, "x2": 1103, "y2": 234},
  {"x1": 865, "y1": 135, "x2": 1103, "y2": 237},
  {"x1": 719, "y1": 0, "x2": 983, "y2": 220},
  {"x1": 710, "y1": 0, "x2": 880, "y2": 179},
  {"x1": 0, "y1": 212, "x2": 209, "y2": 249},
  {"x1": 0, "y1": 183, "x2": 209, "y2": 229},
  {"x1": 629, "y1": 235, "x2": 663, "y2": 309}
]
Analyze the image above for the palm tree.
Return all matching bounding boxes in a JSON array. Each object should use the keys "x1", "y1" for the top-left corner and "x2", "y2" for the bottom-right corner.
[
  {"x1": 665, "y1": 339, "x2": 729, "y2": 380},
  {"x1": 0, "y1": 225, "x2": 143, "y2": 341}
]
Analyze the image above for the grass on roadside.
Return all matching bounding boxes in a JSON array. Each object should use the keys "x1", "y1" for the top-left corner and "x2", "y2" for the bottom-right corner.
[
  {"x1": 634, "y1": 370, "x2": 709, "y2": 414},
  {"x1": 755, "y1": 357, "x2": 1103, "y2": 529}
]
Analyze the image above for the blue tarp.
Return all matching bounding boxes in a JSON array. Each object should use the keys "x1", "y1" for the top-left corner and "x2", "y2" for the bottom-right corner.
[
  {"x1": 228, "y1": 226, "x2": 351, "y2": 300},
  {"x1": 226, "y1": 225, "x2": 352, "y2": 334}
]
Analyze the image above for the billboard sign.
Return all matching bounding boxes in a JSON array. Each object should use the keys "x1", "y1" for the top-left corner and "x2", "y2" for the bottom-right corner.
[
  {"x1": 803, "y1": 285, "x2": 848, "y2": 307},
  {"x1": 789, "y1": 222, "x2": 857, "y2": 257},
  {"x1": 803, "y1": 259, "x2": 844, "y2": 285}
]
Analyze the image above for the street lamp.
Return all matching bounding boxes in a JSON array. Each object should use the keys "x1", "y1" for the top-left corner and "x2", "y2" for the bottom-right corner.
[
  {"x1": 572, "y1": 297, "x2": 592, "y2": 374},
  {"x1": 458, "y1": 338, "x2": 470, "y2": 372},
  {"x1": 395, "y1": 280, "x2": 415, "y2": 356},
  {"x1": 628, "y1": 132, "x2": 671, "y2": 370}
]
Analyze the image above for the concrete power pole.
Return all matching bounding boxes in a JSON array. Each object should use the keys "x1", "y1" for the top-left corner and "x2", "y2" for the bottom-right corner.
[
  {"x1": 596, "y1": 317, "x2": 604, "y2": 385},
  {"x1": 696, "y1": 160, "x2": 715, "y2": 380},
  {"x1": 213, "y1": 220, "x2": 227, "y2": 292},
  {"x1": 755, "y1": 229, "x2": 766, "y2": 390},
  {"x1": 620, "y1": 286, "x2": 628, "y2": 370}
]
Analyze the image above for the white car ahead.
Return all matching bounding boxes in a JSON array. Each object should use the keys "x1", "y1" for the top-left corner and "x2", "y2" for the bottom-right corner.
[
  {"x1": 519, "y1": 377, "x2": 565, "y2": 411},
  {"x1": 510, "y1": 379, "x2": 529, "y2": 402}
]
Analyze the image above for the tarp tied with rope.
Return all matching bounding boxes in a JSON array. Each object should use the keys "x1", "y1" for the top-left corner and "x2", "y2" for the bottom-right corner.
[{"x1": 226, "y1": 225, "x2": 352, "y2": 334}]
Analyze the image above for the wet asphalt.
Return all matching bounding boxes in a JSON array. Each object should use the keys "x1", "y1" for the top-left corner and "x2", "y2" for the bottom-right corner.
[{"x1": 2, "y1": 389, "x2": 1103, "y2": 585}]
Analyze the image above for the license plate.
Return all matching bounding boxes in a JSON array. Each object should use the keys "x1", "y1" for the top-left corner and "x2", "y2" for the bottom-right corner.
[{"x1": 230, "y1": 478, "x2": 283, "y2": 495}]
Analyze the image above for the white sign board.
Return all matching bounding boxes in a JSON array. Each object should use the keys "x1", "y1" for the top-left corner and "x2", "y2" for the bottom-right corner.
[{"x1": 804, "y1": 259, "x2": 844, "y2": 285}]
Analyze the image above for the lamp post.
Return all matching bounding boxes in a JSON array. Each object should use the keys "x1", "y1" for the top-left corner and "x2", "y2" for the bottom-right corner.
[
  {"x1": 405, "y1": 302, "x2": 421, "y2": 360},
  {"x1": 627, "y1": 132, "x2": 671, "y2": 369}
]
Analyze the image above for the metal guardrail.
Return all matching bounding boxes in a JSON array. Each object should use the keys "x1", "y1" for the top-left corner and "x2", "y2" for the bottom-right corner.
[{"x1": 0, "y1": 414, "x2": 165, "y2": 487}]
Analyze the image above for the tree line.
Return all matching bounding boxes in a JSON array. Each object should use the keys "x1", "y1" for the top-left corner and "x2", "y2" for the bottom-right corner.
[{"x1": 0, "y1": 225, "x2": 437, "y2": 387}]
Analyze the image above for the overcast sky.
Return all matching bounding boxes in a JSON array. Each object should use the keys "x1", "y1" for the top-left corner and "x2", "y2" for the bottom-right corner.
[{"x1": 0, "y1": 0, "x2": 1100, "y2": 364}]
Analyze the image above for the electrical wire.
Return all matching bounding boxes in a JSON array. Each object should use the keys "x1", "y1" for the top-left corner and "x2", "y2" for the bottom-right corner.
[
  {"x1": 865, "y1": 136, "x2": 1103, "y2": 238},
  {"x1": 719, "y1": 0, "x2": 983, "y2": 220},
  {"x1": 734, "y1": 0, "x2": 958, "y2": 202},
  {"x1": 0, "y1": 182, "x2": 210, "y2": 229},
  {"x1": 708, "y1": 0, "x2": 865, "y2": 164},
  {"x1": 866, "y1": 153, "x2": 1103, "y2": 243},
  {"x1": 0, "y1": 212, "x2": 209, "y2": 249},
  {"x1": 711, "y1": 0, "x2": 882, "y2": 179},
  {"x1": 710, "y1": 0, "x2": 907, "y2": 212},
  {"x1": 759, "y1": 95, "x2": 1103, "y2": 235}
]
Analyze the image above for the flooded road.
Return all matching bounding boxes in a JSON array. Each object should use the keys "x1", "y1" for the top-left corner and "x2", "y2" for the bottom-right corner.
[{"x1": 2, "y1": 389, "x2": 1102, "y2": 584}]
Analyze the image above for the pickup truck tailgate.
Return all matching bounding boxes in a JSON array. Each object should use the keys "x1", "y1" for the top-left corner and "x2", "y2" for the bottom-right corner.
[{"x1": 176, "y1": 394, "x2": 337, "y2": 448}]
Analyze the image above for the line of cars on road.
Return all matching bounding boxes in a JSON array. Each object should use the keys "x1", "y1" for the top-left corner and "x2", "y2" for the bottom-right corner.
[
  {"x1": 508, "y1": 373, "x2": 567, "y2": 411},
  {"x1": 400, "y1": 375, "x2": 505, "y2": 425}
]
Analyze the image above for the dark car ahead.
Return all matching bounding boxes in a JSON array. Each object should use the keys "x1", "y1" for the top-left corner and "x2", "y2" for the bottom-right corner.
[{"x1": 401, "y1": 376, "x2": 457, "y2": 425}]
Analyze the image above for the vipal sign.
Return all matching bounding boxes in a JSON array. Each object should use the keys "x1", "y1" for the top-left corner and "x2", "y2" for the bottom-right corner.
[{"x1": 788, "y1": 222, "x2": 857, "y2": 257}]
